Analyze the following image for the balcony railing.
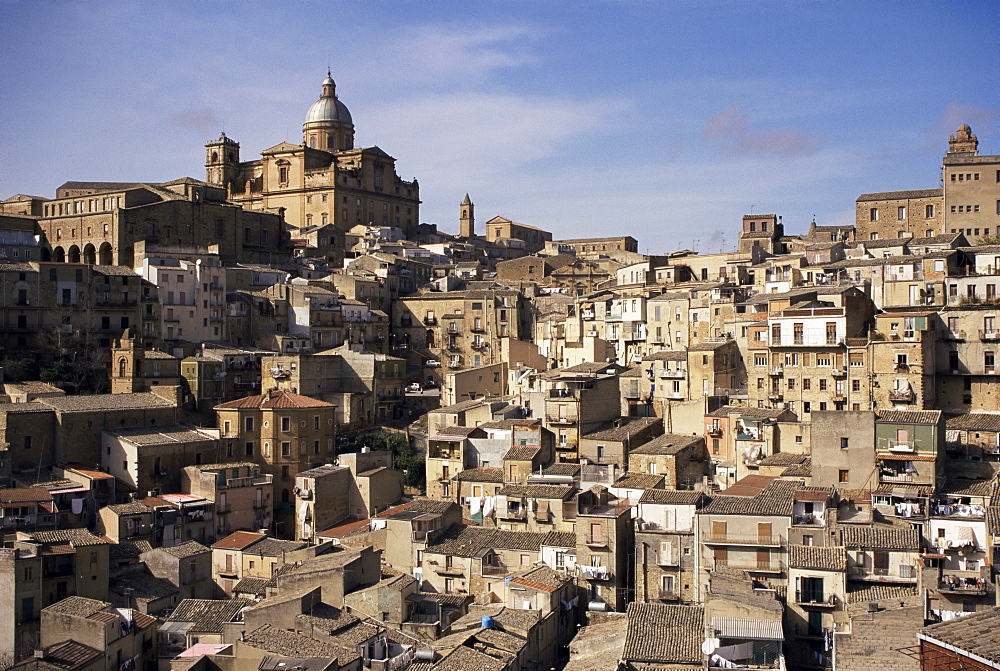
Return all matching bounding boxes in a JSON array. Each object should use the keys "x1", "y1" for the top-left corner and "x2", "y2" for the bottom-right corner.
[
  {"x1": 585, "y1": 534, "x2": 609, "y2": 547},
  {"x1": 888, "y1": 389, "x2": 915, "y2": 402},
  {"x1": 938, "y1": 578, "x2": 988, "y2": 595},
  {"x1": 658, "y1": 589, "x2": 679, "y2": 600},
  {"x1": 980, "y1": 331, "x2": 1000, "y2": 341},
  {"x1": 849, "y1": 565, "x2": 916, "y2": 581},
  {"x1": 481, "y1": 562, "x2": 508, "y2": 576},
  {"x1": 704, "y1": 534, "x2": 784, "y2": 546},
  {"x1": 715, "y1": 559, "x2": 785, "y2": 573},
  {"x1": 795, "y1": 592, "x2": 837, "y2": 607},
  {"x1": 546, "y1": 414, "x2": 576, "y2": 425}
]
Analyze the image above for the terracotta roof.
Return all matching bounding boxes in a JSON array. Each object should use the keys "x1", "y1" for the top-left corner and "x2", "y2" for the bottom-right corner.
[
  {"x1": 622, "y1": 603, "x2": 704, "y2": 665},
  {"x1": 639, "y1": 489, "x2": 704, "y2": 505},
  {"x1": 947, "y1": 413, "x2": 1000, "y2": 432},
  {"x1": 0, "y1": 487, "x2": 54, "y2": 503},
  {"x1": 243, "y1": 623, "x2": 358, "y2": 664},
  {"x1": 920, "y1": 608, "x2": 1000, "y2": 663},
  {"x1": 167, "y1": 598, "x2": 254, "y2": 633},
  {"x1": 37, "y1": 640, "x2": 103, "y2": 670},
  {"x1": 38, "y1": 392, "x2": 176, "y2": 412},
  {"x1": 156, "y1": 540, "x2": 210, "y2": 559},
  {"x1": 759, "y1": 452, "x2": 808, "y2": 467},
  {"x1": 629, "y1": 433, "x2": 702, "y2": 455},
  {"x1": 44, "y1": 596, "x2": 110, "y2": 617},
  {"x1": 542, "y1": 463, "x2": 580, "y2": 476},
  {"x1": 503, "y1": 445, "x2": 541, "y2": 461},
  {"x1": 509, "y1": 565, "x2": 569, "y2": 593},
  {"x1": 877, "y1": 409, "x2": 942, "y2": 425},
  {"x1": 846, "y1": 582, "x2": 919, "y2": 604},
  {"x1": 789, "y1": 544, "x2": 846, "y2": 571},
  {"x1": 841, "y1": 525, "x2": 920, "y2": 550},
  {"x1": 454, "y1": 467, "x2": 505, "y2": 483},
  {"x1": 29, "y1": 529, "x2": 107, "y2": 547},
  {"x1": 541, "y1": 530, "x2": 577, "y2": 547},
  {"x1": 215, "y1": 388, "x2": 335, "y2": 410},
  {"x1": 614, "y1": 472, "x2": 664, "y2": 489},
  {"x1": 581, "y1": 416, "x2": 662, "y2": 442},
  {"x1": 498, "y1": 483, "x2": 574, "y2": 499},
  {"x1": 211, "y1": 530, "x2": 266, "y2": 550},
  {"x1": 432, "y1": 645, "x2": 508, "y2": 671},
  {"x1": 699, "y1": 479, "x2": 797, "y2": 516}
]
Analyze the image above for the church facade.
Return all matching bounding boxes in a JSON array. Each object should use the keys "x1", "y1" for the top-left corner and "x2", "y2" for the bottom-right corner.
[{"x1": 205, "y1": 73, "x2": 421, "y2": 262}]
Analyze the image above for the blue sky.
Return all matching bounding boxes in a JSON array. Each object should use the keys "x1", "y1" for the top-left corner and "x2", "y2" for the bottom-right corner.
[{"x1": 2, "y1": 0, "x2": 998, "y2": 251}]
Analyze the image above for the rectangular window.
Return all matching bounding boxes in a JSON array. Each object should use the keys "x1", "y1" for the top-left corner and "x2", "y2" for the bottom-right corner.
[
  {"x1": 898, "y1": 206, "x2": 906, "y2": 220},
  {"x1": 870, "y1": 208, "x2": 878, "y2": 221},
  {"x1": 839, "y1": 469, "x2": 849, "y2": 482},
  {"x1": 926, "y1": 204, "x2": 934, "y2": 218}
]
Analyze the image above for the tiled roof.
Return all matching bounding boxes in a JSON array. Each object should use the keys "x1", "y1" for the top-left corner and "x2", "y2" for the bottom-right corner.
[
  {"x1": 581, "y1": 416, "x2": 661, "y2": 442},
  {"x1": 109, "y1": 539, "x2": 153, "y2": 559},
  {"x1": 167, "y1": 599, "x2": 254, "y2": 633},
  {"x1": 542, "y1": 463, "x2": 580, "y2": 476},
  {"x1": 782, "y1": 459, "x2": 812, "y2": 477},
  {"x1": 425, "y1": 524, "x2": 546, "y2": 556},
  {"x1": 38, "y1": 640, "x2": 103, "y2": 669},
  {"x1": 434, "y1": 425, "x2": 482, "y2": 438},
  {"x1": 157, "y1": 540, "x2": 210, "y2": 559},
  {"x1": 498, "y1": 483, "x2": 574, "y2": 499},
  {"x1": 699, "y1": 479, "x2": 797, "y2": 516},
  {"x1": 409, "y1": 591, "x2": 473, "y2": 607},
  {"x1": 846, "y1": 582, "x2": 919, "y2": 604},
  {"x1": 639, "y1": 489, "x2": 704, "y2": 505},
  {"x1": 920, "y1": 606, "x2": 1000, "y2": 663},
  {"x1": 44, "y1": 596, "x2": 110, "y2": 617},
  {"x1": 988, "y1": 506, "x2": 1000, "y2": 537},
  {"x1": 432, "y1": 645, "x2": 508, "y2": 671},
  {"x1": 759, "y1": 452, "x2": 807, "y2": 467},
  {"x1": 108, "y1": 425, "x2": 215, "y2": 445},
  {"x1": 622, "y1": 603, "x2": 704, "y2": 665},
  {"x1": 789, "y1": 545, "x2": 846, "y2": 571},
  {"x1": 541, "y1": 531, "x2": 577, "y2": 548},
  {"x1": 510, "y1": 565, "x2": 570, "y2": 593},
  {"x1": 939, "y1": 478, "x2": 997, "y2": 498},
  {"x1": 841, "y1": 525, "x2": 920, "y2": 550},
  {"x1": 876, "y1": 409, "x2": 942, "y2": 425},
  {"x1": 503, "y1": 445, "x2": 541, "y2": 461},
  {"x1": 244, "y1": 537, "x2": 308, "y2": 557},
  {"x1": 0, "y1": 487, "x2": 53, "y2": 503},
  {"x1": 106, "y1": 501, "x2": 153, "y2": 515},
  {"x1": 29, "y1": 529, "x2": 107, "y2": 546},
  {"x1": 243, "y1": 624, "x2": 357, "y2": 664},
  {"x1": 947, "y1": 413, "x2": 1000, "y2": 432},
  {"x1": 215, "y1": 389, "x2": 335, "y2": 410},
  {"x1": 233, "y1": 577, "x2": 269, "y2": 596},
  {"x1": 856, "y1": 188, "x2": 942, "y2": 202},
  {"x1": 406, "y1": 498, "x2": 458, "y2": 514},
  {"x1": 613, "y1": 473, "x2": 664, "y2": 489},
  {"x1": 38, "y1": 392, "x2": 175, "y2": 412},
  {"x1": 454, "y1": 467, "x2": 505, "y2": 483},
  {"x1": 629, "y1": 433, "x2": 702, "y2": 455}
]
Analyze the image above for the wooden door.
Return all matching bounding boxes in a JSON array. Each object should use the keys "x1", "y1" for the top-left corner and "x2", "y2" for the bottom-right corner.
[{"x1": 757, "y1": 522, "x2": 772, "y2": 544}]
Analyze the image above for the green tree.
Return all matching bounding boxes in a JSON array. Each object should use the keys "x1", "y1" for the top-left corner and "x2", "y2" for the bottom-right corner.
[{"x1": 352, "y1": 430, "x2": 425, "y2": 489}]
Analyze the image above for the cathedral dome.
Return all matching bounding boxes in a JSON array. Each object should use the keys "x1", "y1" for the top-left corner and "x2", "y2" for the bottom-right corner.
[{"x1": 305, "y1": 75, "x2": 353, "y2": 125}]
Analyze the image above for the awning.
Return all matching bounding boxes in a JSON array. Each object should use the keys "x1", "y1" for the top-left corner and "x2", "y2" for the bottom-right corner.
[{"x1": 710, "y1": 616, "x2": 783, "y2": 641}]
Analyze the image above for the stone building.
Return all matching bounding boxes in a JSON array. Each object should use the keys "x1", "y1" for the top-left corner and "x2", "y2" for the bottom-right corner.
[
  {"x1": 215, "y1": 389, "x2": 337, "y2": 536},
  {"x1": 205, "y1": 73, "x2": 420, "y2": 249}
]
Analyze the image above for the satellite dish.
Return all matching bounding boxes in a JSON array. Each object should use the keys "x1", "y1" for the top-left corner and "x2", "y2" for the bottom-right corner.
[{"x1": 702, "y1": 638, "x2": 720, "y2": 655}]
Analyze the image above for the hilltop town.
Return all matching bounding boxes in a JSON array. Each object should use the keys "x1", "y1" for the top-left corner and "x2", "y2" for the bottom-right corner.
[{"x1": 1, "y1": 74, "x2": 1000, "y2": 671}]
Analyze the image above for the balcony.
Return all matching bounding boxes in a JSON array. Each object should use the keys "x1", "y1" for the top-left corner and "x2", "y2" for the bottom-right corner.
[
  {"x1": 793, "y1": 514, "x2": 824, "y2": 527},
  {"x1": 767, "y1": 391, "x2": 783, "y2": 401},
  {"x1": 707, "y1": 426, "x2": 724, "y2": 437},
  {"x1": 549, "y1": 388, "x2": 578, "y2": 399},
  {"x1": 660, "y1": 369, "x2": 685, "y2": 379},
  {"x1": 585, "y1": 534, "x2": 609, "y2": 547},
  {"x1": 831, "y1": 368, "x2": 847, "y2": 377},
  {"x1": 980, "y1": 331, "x2": 1000, "y2": 342},
  {"x1": 471, "y1": 340, "x2": 487, "y2": 349},
  {"x1": 795, "y1": 592, "x2": 837, "y2": 607},
  {"x1": 716, "y1": 559, "x2": 785, "y2": 573},
  {"x1": 888, "y1": 389, "x2": 915, "y2": 402},
  {"x1": 849, "y1": 564, "x2": 916, "y2": 582},
  {"x1": 501, "y1": 508, "x2": 527, "y2": 521},
  {"x1": 423, "y1": 316, "x2": 437, "y2": 325},
  {"x1": 879, "y1": 473, "x2": 914, "y2": 483},
  {"x1": 704, "y1": 534, "x2": 784, "y2": 547},
  {"x1": 224, "y1": 474, "x2": 272, "y2": 489},
  {"x1": 768, "y1": 366, "x2": 784, "y2": 376},
  {"x1": 433, "y1": 564, "x2": 465, "y2": 577},
  {"x1": 658, "y1": 589, "x2": 680, "y2": 601},
  {"x1": 546, "y1": 414, "x2": 576, "y2": 425},
  {"x1": 938, "y1": 577, "x2": 988, "y2": 595},
  {"x1": 581, "y1": 310, "x2": 595, "y2": 320},
  {"x1": 481, "y1": 562, "x2": 508, "y2": 576}
]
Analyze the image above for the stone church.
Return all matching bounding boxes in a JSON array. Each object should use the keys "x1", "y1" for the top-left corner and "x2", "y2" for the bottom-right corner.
[{"x1": 205, "y1": 72, "x2": 421, "y2": 262}]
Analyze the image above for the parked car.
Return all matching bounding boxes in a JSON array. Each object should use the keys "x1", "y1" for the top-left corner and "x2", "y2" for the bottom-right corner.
[
  {"x1": 425, "y1": 359, "x2": 441, "y2": 367},
  {"x1": 406, "y1": 383, "x2": 422, "y2": 393}
]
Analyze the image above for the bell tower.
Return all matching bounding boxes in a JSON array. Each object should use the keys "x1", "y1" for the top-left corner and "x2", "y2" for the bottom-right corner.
[
  {"x1": 205, "y1": 132, "x2": 241, "y2": 187},
  {"x1": 111, "y1": 329, "x2": 145, "y2": 394},
  {"x1": 947, "y1": 124, "x2": 979, "y2": 156},
  {"x1": 460, "y1": 193, "x2": 475, "y2": 238}
]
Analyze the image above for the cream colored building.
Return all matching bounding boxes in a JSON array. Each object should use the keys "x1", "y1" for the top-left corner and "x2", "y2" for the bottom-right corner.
[{"x1": 205, "y1": 74, "x2": 420, "y2": 255}]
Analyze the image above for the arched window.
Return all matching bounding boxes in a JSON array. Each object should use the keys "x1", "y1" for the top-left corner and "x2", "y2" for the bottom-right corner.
[
  {"x1": 118, "y1": 358, "x2": 127, "y2": 377},
  {"x1": 211, "y1": 151, "x2": 218, "y2": 162}
]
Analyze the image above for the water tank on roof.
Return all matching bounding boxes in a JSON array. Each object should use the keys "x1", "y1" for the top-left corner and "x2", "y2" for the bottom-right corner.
[{"x1": 481, "y1": 616, "x2": 494, "y2": 628}]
